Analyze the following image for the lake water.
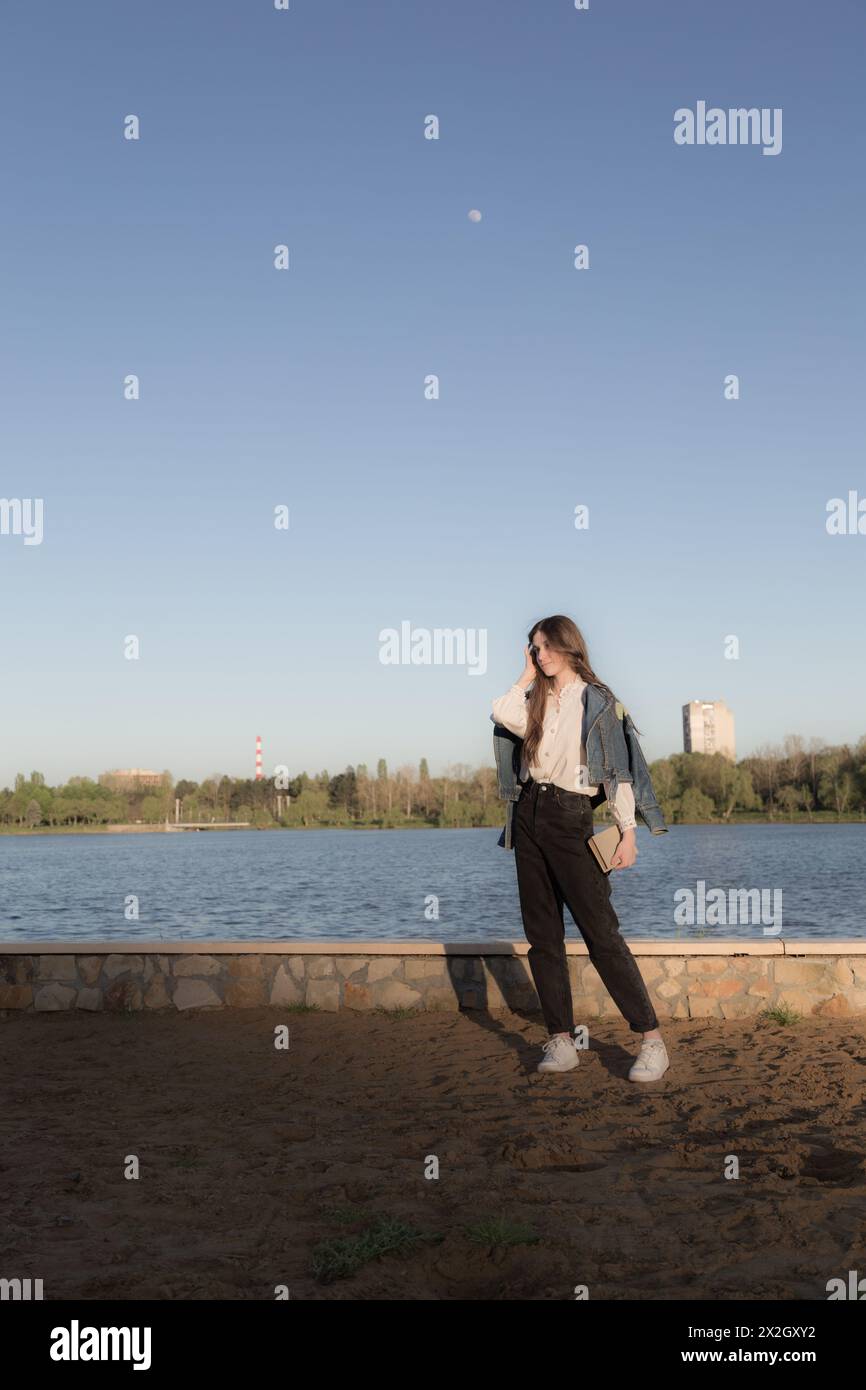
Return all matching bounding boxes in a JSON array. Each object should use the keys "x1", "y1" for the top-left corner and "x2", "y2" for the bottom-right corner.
[{"x1": 0, "y1": 825, "x2": 863, "y2": 944}]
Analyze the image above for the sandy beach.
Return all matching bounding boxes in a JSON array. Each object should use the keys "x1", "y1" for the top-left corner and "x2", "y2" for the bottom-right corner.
[{"x1": 3, "y1": 1006, "x2": 865, "y2": 1301}]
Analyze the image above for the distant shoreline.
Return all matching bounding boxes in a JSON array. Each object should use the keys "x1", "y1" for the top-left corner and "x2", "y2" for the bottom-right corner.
[{"x1": 1, "y1": 815, "x2": 865, "y2": 837}]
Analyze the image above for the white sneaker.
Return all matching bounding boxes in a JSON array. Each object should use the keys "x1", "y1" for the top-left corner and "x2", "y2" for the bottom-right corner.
[
  {"x1": 537, "y1": 1033, "x2": 580, "y2": 1073},
  {"x1": 629, "y1": 1037, "x2": 669, "y2": 1082}
]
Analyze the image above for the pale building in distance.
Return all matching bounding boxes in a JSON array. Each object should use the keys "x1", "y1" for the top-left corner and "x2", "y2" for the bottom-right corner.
[
  {"x1": 99, "y1": 768, "x2": 166, "y2": 789},
  {"x1": 682, "y1": 701, "x2": 735, "y2": 760}
]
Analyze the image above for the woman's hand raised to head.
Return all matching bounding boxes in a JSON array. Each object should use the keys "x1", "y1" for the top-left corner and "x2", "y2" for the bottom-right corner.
[{"x1": 517, "y1": 645, "x2": 537, "y2": 689}]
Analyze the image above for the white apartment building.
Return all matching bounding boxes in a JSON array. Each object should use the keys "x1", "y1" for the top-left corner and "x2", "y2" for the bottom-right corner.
[{"x1": 682, "y1": 700, "x2": 736, "y2": 760}]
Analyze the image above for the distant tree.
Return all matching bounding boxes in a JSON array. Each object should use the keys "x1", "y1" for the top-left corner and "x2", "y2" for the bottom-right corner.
[
  {"x1": 396, "y1": 764, "x2": 416, "y2": 817},
  {"x1": 719, "y1": 765, "x2": 759, "y2": 821},
  {"x1": 750, "y1": 743, "x2": 781, "y2": 818},
  {"x1": 140, "y1": 796, "x2": 165, "y2": 824},
  {"x1": 199, "y1": 778, "x2": 220, "y2": 819},
  {"x1": 777, "y1": 785, "x2": 800, "y2": 821},
  {"x1": 328, "y1": 766, "x2": 358, "y2": 818},
  {"x1": 376, "y1": 759, "x2": 392, "y2": 813},
  {"x1": 475, "y1": 766, "x2": 496, "y2": 811},
  {"x1": 781, "y1": 735, "x2": 806, "y2": 790},
  {"x1": 285, "y1": 784, "x2": 330, "y2": 828},
  {"x1": 217, "y1": 777, "x2": 233, "y2": 819},
  {"x1": 678, "y1": 787, "x2": 715, "y2": 822},
  {"x1": 646, "y1": 757, "x2": 679, "y2": 823},
  {"x1": 25, "y1": 799, "x2": 42, "y2": 827},
  {"x1": 818, "y1": 752, "x2": 855, "y2": 820}
]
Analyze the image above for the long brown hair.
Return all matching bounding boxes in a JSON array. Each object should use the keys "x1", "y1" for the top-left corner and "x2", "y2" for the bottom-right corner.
[{"x1": 522, "y1": 614, "x2": 635, "y2": 766}]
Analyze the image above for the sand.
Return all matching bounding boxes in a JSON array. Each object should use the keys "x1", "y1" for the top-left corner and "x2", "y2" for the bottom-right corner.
[{"x1": 2, "y1": 1007, "x2": 865, "y2": 1301}]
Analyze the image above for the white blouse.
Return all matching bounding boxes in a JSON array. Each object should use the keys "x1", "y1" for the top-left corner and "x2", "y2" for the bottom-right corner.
[{"x1": 491, "y1": 676, "x2": 637, "y2": 831}]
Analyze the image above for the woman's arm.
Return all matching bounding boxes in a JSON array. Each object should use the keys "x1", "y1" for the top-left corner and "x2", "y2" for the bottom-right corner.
[
  {"x1": 607, "y1": 780, "x2": 636, "y2": 832},
  {"x1": 491, "y1": 684, "x2": 530, "y2": 736},
  {"x1": 608, "y1": 781, "x2": 637, "y2": 869}
]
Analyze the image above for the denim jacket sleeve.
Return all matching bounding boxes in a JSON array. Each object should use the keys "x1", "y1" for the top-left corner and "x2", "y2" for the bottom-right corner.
[{"x1": 615, "y1": 702, "x2": 668, "y2": 835}]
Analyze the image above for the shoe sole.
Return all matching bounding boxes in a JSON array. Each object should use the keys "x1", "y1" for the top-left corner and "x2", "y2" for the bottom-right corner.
[{"x1": 629, "y1": 1063, "x2": 669, "y2": 1082}]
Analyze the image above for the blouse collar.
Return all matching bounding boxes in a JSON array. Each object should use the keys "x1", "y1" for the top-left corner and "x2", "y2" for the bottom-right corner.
[{"x1": 550, "y1": 675, "x2": 584, "y2": 703}]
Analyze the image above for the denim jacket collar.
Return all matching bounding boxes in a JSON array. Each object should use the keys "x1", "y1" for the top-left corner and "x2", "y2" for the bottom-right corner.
[{"x1": 583, "y1": 681, "x2": 614, "y2": 744}]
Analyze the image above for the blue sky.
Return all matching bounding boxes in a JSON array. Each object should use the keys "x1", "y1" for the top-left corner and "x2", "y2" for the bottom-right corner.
[{"x1": 1, "y1": 0, "x2": 864, "y2": 785}]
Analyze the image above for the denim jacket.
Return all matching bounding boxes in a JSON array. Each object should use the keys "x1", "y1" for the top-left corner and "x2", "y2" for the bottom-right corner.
[{"x1": 492, "y1": 682, "x2": 668, "y2": 849}]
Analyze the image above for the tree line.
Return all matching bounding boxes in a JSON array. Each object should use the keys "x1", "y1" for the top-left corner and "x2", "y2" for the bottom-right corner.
[{"x1": 2, "y1": 734, "x2": 865, "y2": 830}]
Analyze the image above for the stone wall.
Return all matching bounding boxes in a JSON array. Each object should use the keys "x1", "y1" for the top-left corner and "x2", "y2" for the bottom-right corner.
[{"x1": 2, "y1": 943, "x2": 866, "y2": 1020}]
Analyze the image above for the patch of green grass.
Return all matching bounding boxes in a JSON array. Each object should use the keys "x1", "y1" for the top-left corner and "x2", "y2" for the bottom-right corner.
[
  {"x1": 282, "y1": 1003, "x2": 320, "y2": 1013},
  {"x1": 373, "y1": 1005, "x2": 422, "y2": 1020},
  {"x1": 464, "y1": 1214, "x2": 540, "y2": 1249},
  {"x1": 311, "y1": 1214, "x2": 443, "y2": 1284},
  {"x1": 759, "y1": 1003, "x2": 801, "y2": 1025}
]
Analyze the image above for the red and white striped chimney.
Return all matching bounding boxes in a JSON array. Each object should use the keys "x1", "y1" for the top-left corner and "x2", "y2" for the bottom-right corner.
[{"x1": 255, "y1": 734, "x2": 263, "y2": 781}]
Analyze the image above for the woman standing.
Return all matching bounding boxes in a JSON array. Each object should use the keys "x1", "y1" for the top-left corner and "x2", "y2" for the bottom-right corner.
[{"x1": 491, "y1": 615, "x2": 669, "y2": 1082}]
